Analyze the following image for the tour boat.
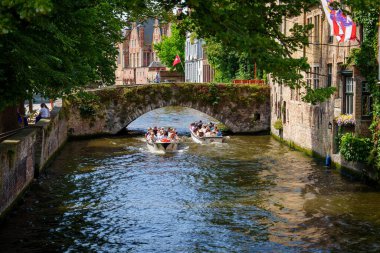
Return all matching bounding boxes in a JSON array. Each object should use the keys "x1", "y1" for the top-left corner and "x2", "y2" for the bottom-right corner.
[
  {"x1": 146, "y1": 138, "x2": 179, "y2": 153},
  {"x1": 190, "y1": 128, "x2": 225, "y2": 144}
]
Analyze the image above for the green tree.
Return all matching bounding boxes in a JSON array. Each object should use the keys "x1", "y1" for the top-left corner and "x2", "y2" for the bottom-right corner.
[
  {"x1": 154, "y1": 24, "x2": 185, "y2": 73},
  {"x1": 160, "y1": 0, "x2": 333, "y2": 103},
  {"x1": 0, "y1": 0, "x2": 128, "y2": 110},
  {"x1": 205, "y1": 39, "x2": 266, "y2": 82}
]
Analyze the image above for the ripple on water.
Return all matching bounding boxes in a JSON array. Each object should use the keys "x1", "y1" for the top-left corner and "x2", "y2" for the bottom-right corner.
[{"x1": 1, "y1": 108, "x2": 380, "y2": 252}]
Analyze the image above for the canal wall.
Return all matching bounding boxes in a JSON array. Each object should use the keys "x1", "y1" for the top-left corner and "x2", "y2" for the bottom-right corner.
[
  {"x1": 0, "y1": 128, "x2": 36, "y2": 218},
  {"x1": 0, "y1": 106, "x2": 68, "y2": 217},
  {"x1": 34, "y1": 107, "x2": 68, "y2": 174},
  {"x1": 269, "y1": 85, "x2": 372, "y2": 181}
]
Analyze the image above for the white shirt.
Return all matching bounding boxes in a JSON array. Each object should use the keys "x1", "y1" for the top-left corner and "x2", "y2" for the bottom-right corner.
[{"x1": 40, "y1": 107, "x2": 50, "y2": 118}]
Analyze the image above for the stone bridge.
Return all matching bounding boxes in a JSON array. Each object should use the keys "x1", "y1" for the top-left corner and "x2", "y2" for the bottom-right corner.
[{"x1": 65, "y1": 83, "x2": 270, "y2": 136}]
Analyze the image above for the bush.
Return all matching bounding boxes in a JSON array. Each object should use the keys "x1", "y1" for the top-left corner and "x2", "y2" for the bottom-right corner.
[
  {"x1": 339, "y1": 133, "x2": 371, "y2": 163},
  {"x1": 273, "y1": 119, "x2": 283, "y2": 130}
]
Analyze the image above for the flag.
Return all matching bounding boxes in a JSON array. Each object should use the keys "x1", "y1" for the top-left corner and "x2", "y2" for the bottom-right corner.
[
  {"x1": 172, "y1": 55, "x2": 181, "y2": 66},
  {"x1": 320, "y1": 0, "x2": 357, "y2": 43}
]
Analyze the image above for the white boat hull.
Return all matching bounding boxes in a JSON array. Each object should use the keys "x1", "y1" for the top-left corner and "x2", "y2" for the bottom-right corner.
[
  {"x1": 146, "y1": 141, "x2": 178, "y2": 153},
  {"x1": 190, "y1": 129, "x2": 225, "y2": 144}
]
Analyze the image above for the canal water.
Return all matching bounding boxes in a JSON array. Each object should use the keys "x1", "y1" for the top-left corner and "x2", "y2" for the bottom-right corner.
[{"x1": 1, "y1": 107, "x2": 380, "y2": 252}]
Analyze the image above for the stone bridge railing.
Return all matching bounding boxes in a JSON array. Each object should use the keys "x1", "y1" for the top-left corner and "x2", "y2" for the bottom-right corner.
[{"x1": 64, "y1": 83, "x2": 271, "y2": 136}]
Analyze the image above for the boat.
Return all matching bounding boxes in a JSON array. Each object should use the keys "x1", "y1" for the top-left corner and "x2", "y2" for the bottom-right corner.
[
  {"x1": 146, "y1": 138, "x2": 179, "y2": 153},
  {"x1": 190, "y1": 128, "x2": 225, "y2": 144}
]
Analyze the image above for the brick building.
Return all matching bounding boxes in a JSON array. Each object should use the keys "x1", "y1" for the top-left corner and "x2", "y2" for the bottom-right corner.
[
  {"x1": 270, "y1": 4, "x2": 371, "y2": 160},
  {"x1": 115, "y1": 19, "x2": 183, "y2": 85}
]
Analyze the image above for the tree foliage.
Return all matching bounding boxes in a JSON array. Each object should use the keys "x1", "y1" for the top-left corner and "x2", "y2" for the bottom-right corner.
[
  {"x1": 205, "y1": 39, "x2": 265, "y2": 82},
  {"x1": 154, "y1": 24, "x2": 185, "y2": 73},
  {"x1": 1, "y1": 0, "x2": 358, "y2": 111},
  {"x1": 0, "y1": 0, "x2": 128, "y2": 110}
]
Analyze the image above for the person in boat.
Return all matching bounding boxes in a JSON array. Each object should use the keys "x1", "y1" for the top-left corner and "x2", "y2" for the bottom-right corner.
[
  {"x1": 190, "y1": 123, "x2": 196, "y2": 132},
  {"x1": 169, "y1": 129, "x2": 178, "y2": 141},
  {"x1": 145, "y1": 127, "x2": 152, "y2": 138},
  {"x1": 213, "y1": 126, "x2": 223, "y2": 137},
  {"x1": 147, "y1": 130, "x2": 156, "y2": 142},
  {"x1": 204, "y1": 127, "x2": 213, "y2": 137},
  {"x1": 156, "y1": 129, "x2": 164, "y2": 140},
  {"x1": 166, "y1": 127, "x2": 171, "y2": 136},
  {"x1": 153, "y1": 126, "x2": 158, "y2": 136}
]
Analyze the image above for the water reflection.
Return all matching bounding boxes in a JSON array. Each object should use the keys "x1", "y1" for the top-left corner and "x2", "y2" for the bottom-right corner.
[{"x1": 0, "y1": 107, "x2": 380, "y2": 252}]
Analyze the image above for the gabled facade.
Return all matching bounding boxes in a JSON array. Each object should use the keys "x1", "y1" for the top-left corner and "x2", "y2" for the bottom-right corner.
[
  {"x1": 270, "y1": 4, "x2": 370, "y2": 163},
  {"x1": 115, "y1": 19, "x2": 178, "y2": 85}
]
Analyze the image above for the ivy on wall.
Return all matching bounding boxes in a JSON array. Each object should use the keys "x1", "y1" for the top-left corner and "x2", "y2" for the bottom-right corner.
[{"x1": 348, "y1": 8, "x2": 379, "y2": 176}]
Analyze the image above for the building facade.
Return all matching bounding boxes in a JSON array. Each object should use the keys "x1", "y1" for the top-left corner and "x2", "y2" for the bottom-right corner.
[
  {"x1": 115, "y1": 19, "x2": 182, "y2": 85},
  {"x1": 270, "y1": 5, "x2": 371, "y2": 162},
  {"x1": 185, "y1": 33, "x2": 214, "y2": 83}
]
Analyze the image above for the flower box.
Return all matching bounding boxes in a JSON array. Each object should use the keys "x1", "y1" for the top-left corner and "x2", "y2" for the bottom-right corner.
[{"x1": 334, "y1": 114, "x2": 355, "y2": 127}]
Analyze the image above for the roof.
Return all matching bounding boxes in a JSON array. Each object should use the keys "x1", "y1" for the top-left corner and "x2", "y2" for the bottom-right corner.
[
  {"x1": 139, "y1": 19, "x2": 154, "y2": 45},
  {"x1": 148, "y1": 61, "x2": 165, "y2": 68}
]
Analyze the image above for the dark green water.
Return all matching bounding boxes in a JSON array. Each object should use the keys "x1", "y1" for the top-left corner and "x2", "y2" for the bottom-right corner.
[{"x1": 1, "y1": 107, "x2": 380, "y2": 252}]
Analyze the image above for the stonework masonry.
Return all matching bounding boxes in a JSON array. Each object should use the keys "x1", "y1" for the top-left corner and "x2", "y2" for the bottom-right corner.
[
  {"x1": 270, "y1": 5, "x2": 371, "y2": 174},
  {"x1": 66, "y1": 84, "x2": 271, "y2": 136},
  {"x1": 0, "y1": 106, "x2": 68, "y2": 217}
]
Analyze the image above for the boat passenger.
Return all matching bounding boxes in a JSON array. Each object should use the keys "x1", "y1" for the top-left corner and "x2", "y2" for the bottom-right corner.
[
  {"x1": 148, "y1": 131, "x2": 156, "y2": 142},
  {"x1": 169, "y1": 130, "x2": 178, "y2": 141},
  {"x1": 204, "y1": 128, "x2": 212, "y2": 137},
  {"x1": 145, "y1": 127, "x2": 152, "y2": 138},
  {"x1": 190, "y1": 123, "x2": 196, "y2": 132},
  {"x1": 156, "y1": 129, "x2": 164, "y2": 140},
  {"x1": 153, "y1": 126, "x2": 158, "y2": 136},
  {"x1": 214, "y1": 126, "x2": 222, "y2": 137}
]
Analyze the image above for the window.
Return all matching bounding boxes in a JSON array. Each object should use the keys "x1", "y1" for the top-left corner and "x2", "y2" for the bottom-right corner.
[
  {"x1": 327, "y1": 64, "x2": 332, "y2": 87},
  {"x1": 313, "y1": 66, "x2": 320, "y2": 89},
  {"x1": 344, "y1": 77, "x2": 354, "y2": 114},
  {"x1": 307, "y1": 17, "x2": 313, "y2": 44},
  {"x1": 306, "y1": 68, "x2": 312, "y2": 87},
  {"x1": 362, "y1": 81, "x2": 372, "y2": 119},
  {"x1": 328, "y1": 25, "x2": 334, "y2": 43},
  {"x1": 314, "y1": 15, "x2": 320, "y2": 43}
]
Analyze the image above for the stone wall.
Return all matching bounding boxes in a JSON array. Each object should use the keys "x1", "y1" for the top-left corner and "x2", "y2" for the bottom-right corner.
[
  {"x1": 270, "y1": 5, "x2": 372, "y2": 177},
  {"x1": 0, "y1": 128, "x2": 36, "y2": 216},
  {"x1": 0, "y1": 106, "x2": 68, "y2": 217},
  {"x1": 34, "y1": 107, "x2": 68, "y2": 173},
  {"x1": 66, "y1": 83, "x2": 271, "y2": 136}
]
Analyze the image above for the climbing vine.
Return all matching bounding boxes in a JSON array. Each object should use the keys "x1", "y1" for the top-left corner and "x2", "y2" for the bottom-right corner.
[
  {"x1": 348, "y1": 8, "x2": 379, "y2": 175},
  {"x1": 67, "y1": 90, "x2": 101, "y2": 118}
]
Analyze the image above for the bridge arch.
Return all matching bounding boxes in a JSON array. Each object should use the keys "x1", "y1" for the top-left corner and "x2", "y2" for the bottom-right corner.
[{"x1": 65, "y1": 83, "x2": 270, "y2": 136}]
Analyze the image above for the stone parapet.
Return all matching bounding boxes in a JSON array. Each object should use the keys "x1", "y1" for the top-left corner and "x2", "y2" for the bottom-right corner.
[
  {"x1": 0, "y1": 106, "x2": 68, "y2": 218},
  {"x1": 34, "y1": 107, "x2": 68, "y2": 173},
  {"x1": 0, "y1": 128, "x2": 36, "y2": 216}
]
